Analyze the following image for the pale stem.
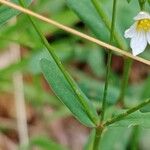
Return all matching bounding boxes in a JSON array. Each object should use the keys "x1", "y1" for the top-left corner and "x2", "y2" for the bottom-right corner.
[{"x1": 9, "y1": 18, "x2": 29, "y2": 146}]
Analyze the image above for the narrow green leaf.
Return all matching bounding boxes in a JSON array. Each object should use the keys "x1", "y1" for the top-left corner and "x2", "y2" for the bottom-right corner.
[
  {"x1": 87, "y1": 47, "x2": 105, "y2": 77},
  {"x1": 19, "y1": 0, "x2": 99, "y2": 127},
  {"x1": 110, "y1": 111, "x2": 150, "y2": 128},
  {"x1": 66, "y1": 0, "x2": 109, "y2": 42},
  {"x1": 66, "y1": 0, "x2": 127, "y2": 49},
  {"x1": 25, "y1": 136, "x2": 67, "y2": 150},
  {"x1": 40, "y1": 55, "x2": 99, "y2": 127},
  {"x1": 0, "y1": 0, "x2": 31, "y2": 26}
]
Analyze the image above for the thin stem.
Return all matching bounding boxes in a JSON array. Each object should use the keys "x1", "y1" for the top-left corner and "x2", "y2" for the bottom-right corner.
[
  {"x1": 101, "y1": 0, "x2": 117, "y2": 122},
  {"x1": 18, "y1": 0, "x2": 99, "y2": 125},
  {"x1": 92, "y1": 0, "x2": 117, "y2": 149},
  {"x1": 138, "y1": 0, "x2": 146, "y2": 10},
  {"x1": 0, "y1": 0, "x2": 149, "y2": 66},
  {"x1": 10, "y1": 40, "x2": 29, "y2": 146},
  {"x1": 104, "y1": 98, "x2": 150, "y2": 127},
  {"x1": 9, "y1": 17, "x2": 29, "y2": 146},
  {"x1": 100, "y1": 52, "x2": 112, "y2": 121}
]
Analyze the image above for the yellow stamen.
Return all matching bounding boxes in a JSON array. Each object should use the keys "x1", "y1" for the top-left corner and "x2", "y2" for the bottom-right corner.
[{"x1": 137, "y1": 19, "x2": 150, "y2": 31}]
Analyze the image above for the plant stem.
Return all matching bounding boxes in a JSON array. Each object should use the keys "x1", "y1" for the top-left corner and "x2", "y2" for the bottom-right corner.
[
  {"x1": 90, "y1": 0, "x2": 132, "y2": 106},
  {"x1": 93, "y1": 127, "x2": 104, "y2": 150},
  {"x1": 130, "y1": 126, "x2": 139, "y2": 150},
  {"x1": 138, "y1": 0, "x2": 146, "y2": 10},
  {"x1": 104, "y1": 98, "x2": 150, "y2": 127},
  {"x1": 101, "y1": 0, "x2": 117, "y2": 122},
  {"x1": 19, "y1": 0, "x2": 99, "y2": 126},
  {"x1": 92, "y1": 0, "x2": 117, "y2": 148}
]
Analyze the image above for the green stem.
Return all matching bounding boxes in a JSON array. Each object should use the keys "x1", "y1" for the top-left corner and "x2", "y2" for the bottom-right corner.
[
  {"x1": 92, "y1": 0, "x2": 117, "y2": 149},
  {"x1": 101, "y1": 0, "x2": 117, "y2": 122},
  {"x1": 91, "y1": 0, "x2": 132, "y2": 106},
  {"x1": 93, "y1": 127, "x2": 104, "y2": 150},
  {"x1": 100, "y1": 51, "x2": 112, "y2": 121},
  {"x1": 104, "y1": 98, "x2": 150, "y2": 127},
  {"x1": 19, "y1": 0, "x2": 99, "y2": 125},
  {"x1": 130, "y1": 126, "x2": 139, "y2": 150},
  {"x1": 138, "y1": 0, "x2": 146, "y2": 10}
]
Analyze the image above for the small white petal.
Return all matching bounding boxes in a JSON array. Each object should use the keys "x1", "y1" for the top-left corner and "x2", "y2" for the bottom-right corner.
[
  {"x1": 130, "y1": 31, "x2": 147, "y2": 56},
  {"x1": 124, "y1": 23, "x2": 137, "y2": 38},
  {"x1": 147, "y1": 32, "x2": 150, "y2": 44},
  {"x1": 134, "y1": 11, "x2": 150, "y2": 21}
]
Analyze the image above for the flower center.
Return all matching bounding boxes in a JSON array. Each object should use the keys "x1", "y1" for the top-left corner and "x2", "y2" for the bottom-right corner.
[{"x1": 137, "y1": 19, "x2": 150, "y2": 31}]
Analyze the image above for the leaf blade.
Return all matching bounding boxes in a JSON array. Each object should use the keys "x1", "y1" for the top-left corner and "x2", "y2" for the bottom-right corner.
[
  {"x1": 40, "y1": 53, "x2": 99, "y2": 127},
  {"x1": 0, "y1": 0, "x2": 31, "y2": 26},
  {"x1": 110, "y1": 111, "x2": 150, "y2": 128}
]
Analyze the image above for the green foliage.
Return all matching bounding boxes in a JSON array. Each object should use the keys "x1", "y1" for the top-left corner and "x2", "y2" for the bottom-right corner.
[
  {"x1": 0, "y1": 0, "x2": 31, "y2": 26},
  {"x1": 111, "y1": 111, "x2": 150, "y2": 128},
  {"x1": 24, "y1": 136, "x2": 67, "y2": 150},
  {"x1": 0, "y1": 0, "x2": 150, "y2": 149},
  {"x1": 99, "y1": 127, "x2": 131, "y2": 150},
  {"x1": 40, "y1": 56, "x2": 99, "y2": 127},
  {"x1": 66, "y1": 0, "x2": 108, "y2": 40}
]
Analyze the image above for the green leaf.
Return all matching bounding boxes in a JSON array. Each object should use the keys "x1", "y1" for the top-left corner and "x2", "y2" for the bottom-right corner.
[
  {"x1": 76, "y1": 74, "x2": 119, "y2": 104},
  {"x1": 110, "y1": 111, "x2": 150, "y2": 128},
  {"x1": 99, "y1": 127, "x2": 131, "y2": 150},
  {"x1": 140, "y1": 104, "x2": 150, "y2": 113},
  {"x1": 24, "y1": 136, "x2": 67, "y2": 150},
  {"x1": 0, "y1": 0, "x2": 31, "y2": 26},
  {"x1": 87, "y1": 46, "x2": 105, "y2": 77},
  {"x1": 66, "y1": 0, "x2": 127, "y2": 49},
  {"x1": 40, "y1": 53, "x2": 99, "y2": 127},
  {"x1": 28, "y1": 50, "x2": 50, "y2": 75},
  {"x1": 84, "y1": 130, "x2": 95, "y2": 150},
  {"x1": 66, "y1": 0, "x2": 109, "y2": 42}
]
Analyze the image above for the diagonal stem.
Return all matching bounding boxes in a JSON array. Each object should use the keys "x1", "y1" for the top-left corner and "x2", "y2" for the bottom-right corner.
[
  {"x1": 104, "y1": 98, "x2": 150, "y2": 127},
  {"x1": 0, "y1": 0, "x2": 149, "y2": 65}
]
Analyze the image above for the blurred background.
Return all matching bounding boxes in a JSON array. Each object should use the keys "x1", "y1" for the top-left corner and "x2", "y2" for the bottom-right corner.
[{"x1": 0, "y1": 0, "x2": 150, "y2": 149}]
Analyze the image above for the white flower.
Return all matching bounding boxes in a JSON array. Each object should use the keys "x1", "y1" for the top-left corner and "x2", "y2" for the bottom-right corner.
[{"x1": 124, "y1": 11, "x2": 150, "y2": 56}]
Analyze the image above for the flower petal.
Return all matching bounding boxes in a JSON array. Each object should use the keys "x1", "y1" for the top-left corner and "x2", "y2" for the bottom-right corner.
[
  {"x1": 147, "y1": 32, "x2": 150, "y2": 44},
  {"x1": 134, "y1": 11, "x2": 150, "y2": 21},
  {"x1": 130, "y1": 31, "x2": 147, "y2": 56},
  {"x1": 124, "y1": 23, "x2": 137, "y2": 38}
]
